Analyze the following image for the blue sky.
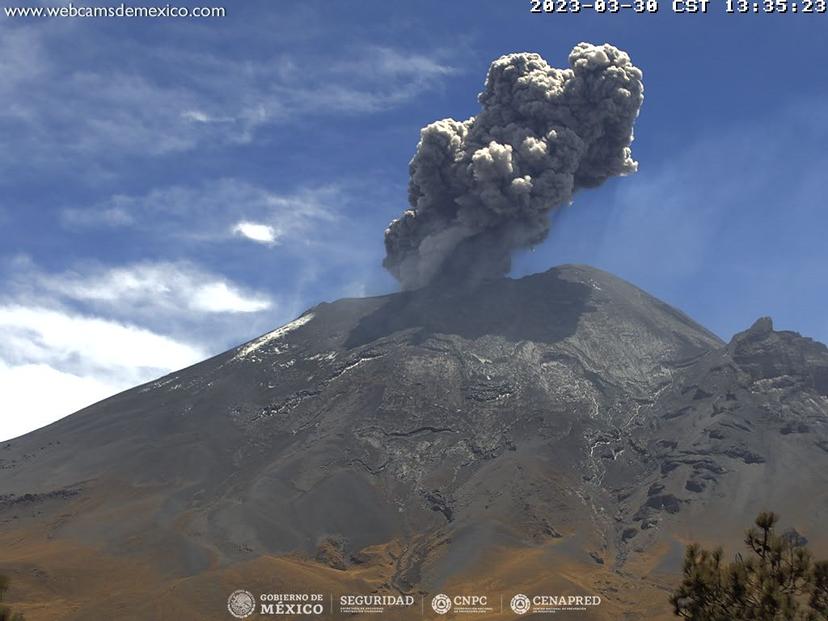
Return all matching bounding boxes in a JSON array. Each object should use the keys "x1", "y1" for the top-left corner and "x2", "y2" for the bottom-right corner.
[{"x1": 2, "y1": 0, "x2": 827, "y2": 439}]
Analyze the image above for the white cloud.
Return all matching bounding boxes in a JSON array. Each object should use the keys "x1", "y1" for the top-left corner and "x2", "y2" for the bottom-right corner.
[
  {"x1": 0, "y1": 256, "x2": 290, "y2": 440},
  {"x1": 181, "y1": 109, "x2": 234, "y2": 124},
  {"x1": 0, "y1": 305, "x2": 204, "y2": 375},
  {"x1": 0, "y1": 361, "x2": 121, "y2": 442},
  {"x1": 0, "y1": 305, "x2": 206, "y2": 441},
  {"x1": 182, "y1": 109, "x2": 212, "y2": 123},
  {"x1": 29, "y1": 260, "x2": 273, "y2": 315},
  {"x1": 233, "y1": 220, "x2": 279, "y2": 245},
  {"x1": 191, "y1": 282, "x2": 271, "y2": 313}
]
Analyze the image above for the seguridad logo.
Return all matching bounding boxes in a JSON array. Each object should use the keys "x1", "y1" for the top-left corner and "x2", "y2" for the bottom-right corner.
[{"x1": 338, "y1": 594, "x2": 416, "y2": 614}]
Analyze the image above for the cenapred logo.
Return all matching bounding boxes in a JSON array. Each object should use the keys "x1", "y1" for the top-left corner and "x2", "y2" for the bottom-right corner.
[
  {"x1": 431, "y1": 593, "x2": 452, "y2": 614},
  {"x1": 227, "y1": 590, "x2": 256, "y2": 619},
  {"x1": 510, "y1": 593, "x2": 531, "y2": 615},
  {"x1": 510, "y1": 593, "x2": 602, "y2": 615}
]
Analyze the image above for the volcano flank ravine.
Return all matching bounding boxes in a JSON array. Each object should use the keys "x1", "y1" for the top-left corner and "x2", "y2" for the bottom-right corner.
[{"x1": 1, "y1": 265, "x2": 827, "y2": 620}]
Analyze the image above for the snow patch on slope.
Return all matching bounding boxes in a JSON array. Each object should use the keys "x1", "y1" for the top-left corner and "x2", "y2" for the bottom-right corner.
[{"x1": 232, "y1": 313, "x2": 315, "y2": 361}]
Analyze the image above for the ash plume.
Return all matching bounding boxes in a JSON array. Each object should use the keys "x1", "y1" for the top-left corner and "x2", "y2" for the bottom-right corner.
[{"x1": 383, "y1": 43, "x2": 644, "y2": 290}]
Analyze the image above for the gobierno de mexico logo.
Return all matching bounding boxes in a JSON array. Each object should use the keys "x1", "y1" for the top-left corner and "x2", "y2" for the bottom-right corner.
[{"x1": 227, "y1": 590, "x2": 256, "y2": 619}]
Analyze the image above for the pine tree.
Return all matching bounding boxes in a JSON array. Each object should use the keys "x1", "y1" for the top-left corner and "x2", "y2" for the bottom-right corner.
[{"x1": 670, "y1": 512, "x2": 828, "y2": 620}]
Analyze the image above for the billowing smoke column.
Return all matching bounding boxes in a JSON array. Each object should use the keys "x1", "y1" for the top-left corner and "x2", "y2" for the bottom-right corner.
[{"x1": 383, "y1": 43, "x2": 644, "y2": 290}]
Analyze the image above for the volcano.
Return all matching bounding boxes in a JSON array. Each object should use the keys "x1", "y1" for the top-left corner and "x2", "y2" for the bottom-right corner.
[{"x1": 1, "y1": 265, "x2": 827, "y2": 620}]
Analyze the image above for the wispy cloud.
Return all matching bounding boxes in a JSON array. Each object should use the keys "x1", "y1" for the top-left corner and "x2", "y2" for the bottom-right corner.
[
  {"x1": 0, "y1": 22, "x2": 458, "y2": 169},
  {"x1": 264, "y1": 45, "x2": 458, "y2": 115},
  {"x1": 2, "y1": 257, "x2": 285, "y2": 351},
  {"x1": 61, "y1": 179, "x2": 341, "y2": 247},
  {"x1": 25, "y1": 260, "x2": 273, "y2": 315}
]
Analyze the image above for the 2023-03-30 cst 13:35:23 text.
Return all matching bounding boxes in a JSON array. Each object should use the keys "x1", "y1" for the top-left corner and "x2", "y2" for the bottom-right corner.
[{"x1": 530, "y1": 0, "x2": 826, "y2": 14}]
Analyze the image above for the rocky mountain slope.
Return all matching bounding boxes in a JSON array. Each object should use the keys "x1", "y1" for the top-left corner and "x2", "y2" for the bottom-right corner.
[{"x1": 1, "y1": 265, "x2": 826, "y2": 620}]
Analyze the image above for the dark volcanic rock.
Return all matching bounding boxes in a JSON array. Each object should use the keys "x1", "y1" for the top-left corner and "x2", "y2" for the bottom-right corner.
[
  {"x1": 0, "y1": 264, "x2": 826, "y2": 615},
  {"x1": 729, "y1": 317, "x2": 828, "y2": 394}
]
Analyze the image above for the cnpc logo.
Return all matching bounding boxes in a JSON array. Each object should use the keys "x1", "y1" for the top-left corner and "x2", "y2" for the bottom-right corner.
[
  {"x1": 431, "y1": 594, "x2": 452, "y2": 614},
  {"x1": 431, "y1": 593, "x2": 489, "y2": 614}
]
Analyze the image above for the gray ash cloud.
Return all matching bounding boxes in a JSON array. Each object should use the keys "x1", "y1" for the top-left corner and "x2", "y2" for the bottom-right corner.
[{"x1": 383, "y1": 43, "x2": 644, "y2": 289}]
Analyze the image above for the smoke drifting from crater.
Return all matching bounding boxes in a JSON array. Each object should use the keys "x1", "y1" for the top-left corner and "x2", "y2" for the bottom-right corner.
[{"x1": 383, "y1": 43, "x2": 644, "y2": 290}]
